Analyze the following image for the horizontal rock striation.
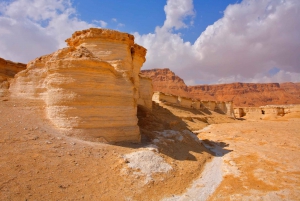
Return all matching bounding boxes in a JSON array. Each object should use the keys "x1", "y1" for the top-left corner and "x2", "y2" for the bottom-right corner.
[
  {"x1": 10, "y1": 28, "x2": 148, "y2": 143},
  {"x1": 141, "y1": 68, "x2": 300, "y2": 107},
  {"x1": 137, "y1": 74, "x2": 153, "y2": 110},
  {"x1": 141, "y1": 68, "x2": 190, "y2": 98},
  {"x1": 189, "y1": 82, "x2": 300, "y2": 107}
]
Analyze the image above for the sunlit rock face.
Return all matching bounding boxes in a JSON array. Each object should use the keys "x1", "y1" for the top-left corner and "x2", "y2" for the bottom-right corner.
[
  {"x1": 10, "y1": 28, "x2": 147, "y2": 143},
  {"x1": 137, "y1": 75, "x2": 153, "y2": 111}
]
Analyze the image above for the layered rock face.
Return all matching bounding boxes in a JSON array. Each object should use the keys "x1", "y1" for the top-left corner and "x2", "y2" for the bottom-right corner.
[
  {"x1": 141, "y1": 68, "x2": 190, "y2": 98},
  {"x1": 235, "y1": 104, "x2": 300, "y2": 119},
  {"x1": 280, "y1": 82, "x2": 300, "y2": 98},
  {"x1": 0, "y1": 58, "x2": 26, "y2": 96},
  {"x1": 189, "y1": 83, "x2": 300, "y2": 107},
  {"x1": 9, "y1": 55, "x2": 50, "y2": 99},
  {"x1": 10, "y1": 28, "x2": 147, "y2": 143},
  {"x1": 141, "y1": 68, "x2": 300, "y2": 107},
  {"x1": 137, "y1": 75, "x2": 153, "y2": 110}
]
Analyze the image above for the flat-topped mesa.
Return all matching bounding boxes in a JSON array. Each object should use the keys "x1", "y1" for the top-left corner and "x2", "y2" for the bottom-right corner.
[{"x1": 10, "y1": 28, "x2": 148, "y2": 143}]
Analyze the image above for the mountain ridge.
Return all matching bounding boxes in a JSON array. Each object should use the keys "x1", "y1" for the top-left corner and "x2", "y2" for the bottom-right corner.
[{"x1": 141, "y1": 68, "x2": 300, "y2": 107}]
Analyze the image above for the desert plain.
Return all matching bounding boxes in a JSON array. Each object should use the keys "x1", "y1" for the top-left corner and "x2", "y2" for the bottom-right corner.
[{"x1": 0, "y1": 96, "x2": 299, "y2": 200}]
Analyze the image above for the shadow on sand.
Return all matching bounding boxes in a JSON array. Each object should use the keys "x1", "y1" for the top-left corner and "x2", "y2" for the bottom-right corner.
[
  {"x1": 115, "y1": 103, "x2": 232, "y2": 161},
  {"x1": 200, "y1": 140, "x2": 232, "y2": 157}
]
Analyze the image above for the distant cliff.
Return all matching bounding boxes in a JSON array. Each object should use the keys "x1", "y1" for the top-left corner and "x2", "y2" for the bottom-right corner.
[
  {"x1": 141, "y1": 68, "x2": 300, "y2": 107},
  {"x1": 188, "y1": 82, "x2": 300, "y2": 107},
  {"x1": 141, "y1": 68, "x2": 190, "y2": 98},
  {"x1": 0, "y1": 57, "x2": 26, "y2": 96}
]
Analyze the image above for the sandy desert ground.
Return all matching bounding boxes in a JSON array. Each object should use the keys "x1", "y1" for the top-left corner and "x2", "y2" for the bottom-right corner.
[
  {"x1": 0, "y1": 96, "x2": 299, "y2": 200},
  {"x1": 198, "y1": 119, "x2": 300, "y2": 200}
]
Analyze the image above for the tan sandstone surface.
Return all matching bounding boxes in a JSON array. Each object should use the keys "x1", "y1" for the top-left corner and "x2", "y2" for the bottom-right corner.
[
  {"x1": 9, "y1": 28, "x2": 148, "y2": 143},
  {"x1": 1, "y1": 95, "x2": 299, "y2": 200},
  {"x1": 198, "y1": 117, "x2": 300, "y2": 200},
  {"x1": 0, "y1": 96, "x2": 215, "y2": 201}
]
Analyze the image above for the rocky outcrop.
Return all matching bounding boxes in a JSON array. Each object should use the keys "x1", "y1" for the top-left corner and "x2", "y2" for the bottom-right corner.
[
  {"x1": 178, "y1": 97, "x2": 193, "y2": 108},
  {"x1": 189, "y1": 83, "x2": 300, "y2": 107},
  {"x1": 142, "y1": 68, "x2": 300, "y2": 107},
  {"x1": 201, "y1": 101, "x2": 216, "y2": 111},
  {"x1": 10, "y1": 28, "x2": 147, "y2": 143},
  {"x1": 141, "y1": 68, "x2": 190, "y2": 98},
  {"x1": 235, "y1": 104, "x2": 300, "y2": 119},
  {"x1": 137, "y1": 74, "x2": 153, "y2": 110},
  {"x1": 280, "y1": 82, "x2": 300, "y2": 98},
  {"x1": 0, "y1": 58, "x2": 26, "y2": 96},
  {"x1": 154, "y1": 91, "x2": 235, "y2": 117},
  {"x1": 225, "y1": 102, "x2": 235, "y2": 117}
]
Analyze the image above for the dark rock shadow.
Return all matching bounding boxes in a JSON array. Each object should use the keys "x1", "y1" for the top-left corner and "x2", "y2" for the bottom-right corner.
[
  {"x1": 213, "y1": 108, "x2": 226, "y2": 115},
  {"x1": 200, "y1": 107, "x2": 212, "y2": 115},
  {"x1": 115, "y1": 103, "x2": 231, "y2": 161},
  {"x1": 200, "y1": 139, "x2": 232, "y2": 157},
  {"x1": 163, "y1": 102, "x2": 206, "y2": 115}
]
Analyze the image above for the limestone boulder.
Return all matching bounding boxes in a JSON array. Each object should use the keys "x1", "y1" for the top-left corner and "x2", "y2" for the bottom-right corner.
[{"x1": 10, "y1": 28, "x2": 147, "y2": 143}]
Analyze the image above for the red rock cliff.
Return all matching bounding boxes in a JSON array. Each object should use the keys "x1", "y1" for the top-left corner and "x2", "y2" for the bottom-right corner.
[
  {"x1": 0, "y1": 57, "x2": 26, "y2": 96},
  {"x1": 141, "y1": 68, "x2": 190, "y2": 98},
  {"x1": 189, "y1": 82, "x2": 300, "y2": 107},
  {"x1": 141, "y1": 68, "x2": 300, "y2": 107}
]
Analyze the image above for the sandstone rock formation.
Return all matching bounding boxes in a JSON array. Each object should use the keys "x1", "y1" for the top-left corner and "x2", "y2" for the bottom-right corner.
[
  {"x1": 189, "y1": 82, "x2": 300, "y2": 107},
  {"x1": 280, "y1": 82, "x2": 300, "y2": 98},
  {"x1": 201, "y1": 101, "x2": 216, "y2": 111},
  {"x1": 154, "y1": 92, "x2": 235, "y2": 118},
  {"x1": 178, "y1": 96, "x2": 193, "y2": 108},
  {"x1": 191, "y1": 100, "x2": 201, "y2": 109},
  {"x1": 10, "y1": 28, "x2": 148, "y2": 143},
  {"x1": 137, "y1": 74, "x2": 153, "y2": 110},
  {"x1": 234, "y1": 104, "x2": 300, "y2": 119},
  {"x1": 141, "y1": 68, "x2": 300, "y2": 107},
  {"x1": 141, "y1": 68, "x2": 190, "y2": 98},
  {"x1": 0, "y1": 57, "x2": 26, "y2": 96}
]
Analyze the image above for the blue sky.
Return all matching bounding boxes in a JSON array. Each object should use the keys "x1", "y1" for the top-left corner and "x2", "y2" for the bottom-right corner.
[
  {"x1": 74, "y1": 0, "x2": 242, "y2": 43},
  {"x1": 0, "y1": 0, "x2": 299, "y2": 84}
]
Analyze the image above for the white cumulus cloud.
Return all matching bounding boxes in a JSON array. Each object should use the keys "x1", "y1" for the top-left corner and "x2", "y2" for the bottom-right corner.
[
  {"x1": 93, "y1": 20, "x2": 107, "y2": 27},
  {"x1": 163, "y1": 0, "x2": 195, "y2": 30},
  {"x1": 0, "y1": 0, "x2": 97, "y2": 63},
  {"x1": 0, "y1": 0, "x2": 299, "y2": 84},
  {"x1": 137, "y1": 0, "x2": 300, "y2": 84},
  {"x1": 193, "y1": 0, "x2": 300, "y2": 82}
]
